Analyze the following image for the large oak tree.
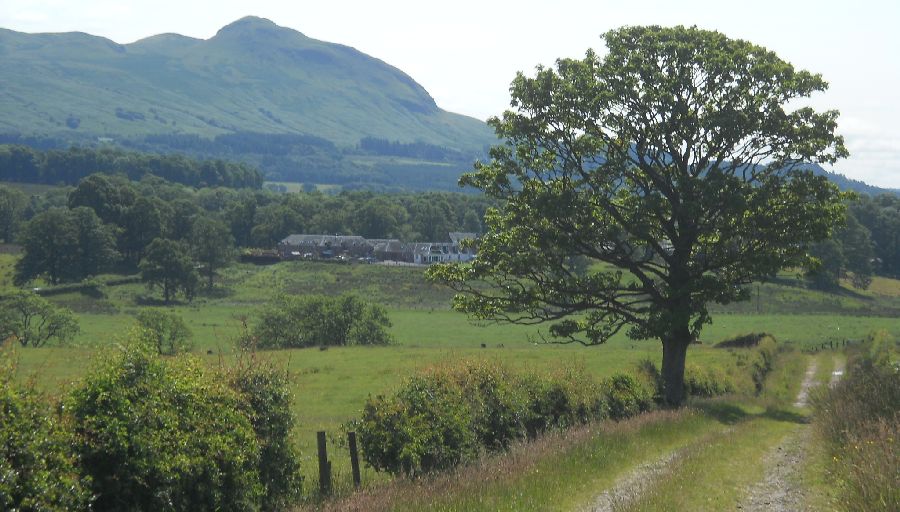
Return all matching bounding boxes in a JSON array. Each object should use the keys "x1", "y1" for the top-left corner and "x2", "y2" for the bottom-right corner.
[{"x1": 428, "y1": 26, "x2": 847, "y2": 405}]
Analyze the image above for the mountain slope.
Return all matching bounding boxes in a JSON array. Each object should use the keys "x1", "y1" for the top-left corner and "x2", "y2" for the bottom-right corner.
[{"x1": 0, "y1": 17, "x2": 492, "y2": 153}]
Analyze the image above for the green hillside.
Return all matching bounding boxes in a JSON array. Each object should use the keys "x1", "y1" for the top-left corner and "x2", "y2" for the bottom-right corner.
[{"x1": 0, "y1": 16, "x2": 493, "y2": 158}]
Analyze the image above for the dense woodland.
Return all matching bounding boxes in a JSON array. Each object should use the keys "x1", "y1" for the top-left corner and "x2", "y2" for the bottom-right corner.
[
  {"x1": 0, "y1": 133, "x2": 484, "y2": 191},
  {"x1": 0, "y1": 144, "x2": 262, "y2": 188}
]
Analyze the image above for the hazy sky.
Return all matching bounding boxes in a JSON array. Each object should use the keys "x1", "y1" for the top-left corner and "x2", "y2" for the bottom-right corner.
[{"x1": 2, "y1": 0, "x2": 899, "y2": 188}]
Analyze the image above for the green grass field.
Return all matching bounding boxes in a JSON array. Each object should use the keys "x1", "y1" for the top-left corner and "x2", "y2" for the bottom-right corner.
[{"x1": 5, "y1": 258, "x2": 900, "y2": 497}]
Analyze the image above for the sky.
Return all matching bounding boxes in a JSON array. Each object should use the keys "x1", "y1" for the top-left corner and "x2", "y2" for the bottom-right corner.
[{"x1": 2, "y1": 0, "x2": 899, "y2": 188}]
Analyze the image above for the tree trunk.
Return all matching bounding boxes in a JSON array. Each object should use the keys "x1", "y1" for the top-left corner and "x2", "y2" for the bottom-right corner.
[{"x1": 661, "y1": 333, "x2": 690, "y2": 406}]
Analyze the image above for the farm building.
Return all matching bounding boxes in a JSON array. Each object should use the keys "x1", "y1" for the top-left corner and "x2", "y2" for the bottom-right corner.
[
  {"x1": 277, "y1": 232, "x2": 478, "y2": 264},
  {"x1": 277, "y1": 234, "x2": 372, "y2": 260}
]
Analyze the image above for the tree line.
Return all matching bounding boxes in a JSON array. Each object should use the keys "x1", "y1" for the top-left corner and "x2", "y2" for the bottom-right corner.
[
  {"x1": 808, "y1": 192, "x2": 900, "y2": 288},
  {"x1": 1, "y1": 173, "x2": 493, "y2": 298},
  {"x1": 0, "y1": 144, "x2": 263, "y2": 189},
  {"x1": 0, "y1": 130, "x2": 486, "y2": 191}
]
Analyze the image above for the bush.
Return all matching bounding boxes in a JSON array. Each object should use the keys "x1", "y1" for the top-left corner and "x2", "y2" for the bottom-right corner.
[
  {"x1": 356, "y1": 372, "x2": 477, "y2": 476},
  {"x1": 0, "y1": 352, "x2": 90, "y2": 511},
  {"x1": 253, "y1": 294, "x2": 392, "y2": 349},
  {"x1": 67, "y1": 332, "x2": 263, "y2": 511},
  {"x1": 225, "y1": 353, "x2": 302, "y2": 511},
  {"x1": 714, "y1": 332, "x2": 773, "y2": 348},
  {"x1": 443, "y1": 361, "x2": 530, "y2": 451},
  {"x1": 603, "y1": 373, "x2": 654, "y2": 420}
]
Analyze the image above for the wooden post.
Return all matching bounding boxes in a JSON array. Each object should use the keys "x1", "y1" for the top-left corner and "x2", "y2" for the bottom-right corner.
[
  {"x1": 317, "y1": 431, "x2": 331, "y2": 495},
  {"x1": 348, "y1": 431, "x2": 361, "y2": 488}
]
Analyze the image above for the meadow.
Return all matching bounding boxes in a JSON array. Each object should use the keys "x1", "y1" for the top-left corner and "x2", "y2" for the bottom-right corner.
[{"x1": 5, "y1": 255, "x2": 900, "y2": 496}]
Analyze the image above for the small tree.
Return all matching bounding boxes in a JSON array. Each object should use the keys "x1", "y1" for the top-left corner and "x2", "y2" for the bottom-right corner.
[
  {"x1": 139, "y1": 238, "x2": 199, "y2": 304},
  {"x1": 135, "y1": 308, "x2": 193, "y2": 355},
  {"x1": 190, "y1": 214, "x2": 235, "y2": 290},
  {"x1": 0, "y1": 185, "x2": 27, "y2": 243},
  {"x1": 0, "y1": 291, "x2": 79, "y2": 347},
  {"x1": 428, "y1": 26, "x2": 847, "y2": 405}
]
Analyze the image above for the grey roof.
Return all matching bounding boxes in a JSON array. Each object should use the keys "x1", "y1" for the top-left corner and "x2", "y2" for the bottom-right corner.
[{"x1": 280, "y1": 234, "x2": 368, "y2": 247}]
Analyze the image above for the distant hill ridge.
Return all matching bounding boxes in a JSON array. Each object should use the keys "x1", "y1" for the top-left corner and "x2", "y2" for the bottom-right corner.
[
  {"x1": 1, "y1": 18, "x2": 895, "y2": 196},
  {"x1": 0, "y1": 16, "x2": 493, "y2": 153}
]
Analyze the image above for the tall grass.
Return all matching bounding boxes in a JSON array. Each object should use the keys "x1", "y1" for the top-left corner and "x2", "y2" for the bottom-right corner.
[{"x1": 811, "y1": 330, "x2": 900, "y2": 511}]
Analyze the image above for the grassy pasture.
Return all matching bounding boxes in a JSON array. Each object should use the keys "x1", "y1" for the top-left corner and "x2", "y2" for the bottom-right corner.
[{"x1": 5, "y1": 258, "x2": 900, "y2": 496}]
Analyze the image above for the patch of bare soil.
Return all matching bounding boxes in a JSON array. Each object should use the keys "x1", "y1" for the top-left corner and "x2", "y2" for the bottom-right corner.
[
  {"x1": 793, "y1": 359, "x2": 819, "y2": 408},
  {"x1": 739, "y1": 357, "x2": 839, "y2": 512},
  {"x1": 737, "y1": 428, "x2": 809, "y2": 512}
]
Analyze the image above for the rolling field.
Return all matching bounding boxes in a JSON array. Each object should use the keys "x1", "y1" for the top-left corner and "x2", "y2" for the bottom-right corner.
[{"x1": 5, "y1": 258, "x2": 900, "y2": 496}]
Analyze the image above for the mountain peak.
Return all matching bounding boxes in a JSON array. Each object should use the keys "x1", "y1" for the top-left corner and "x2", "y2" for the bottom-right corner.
[{"x1": 214, "y1": 16, "x2": 301, "y2": 38}]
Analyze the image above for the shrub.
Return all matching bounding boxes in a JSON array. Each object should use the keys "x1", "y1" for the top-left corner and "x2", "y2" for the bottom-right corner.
[
  {"x1": 225, "y1": 353, "x2": 302, "y2": 511},
  {"x1": 253, "y1": 294, "x2": 392, "y2": 349},
  {"x1": 603, "y1": 373, "x2": 654, "y2": 420},
  {"x1": 356, "y1": 372, "x2": 477, "y2": 476},
  {"x1": 67, "y1": 332, "x2": 263, "y2": 511},
  {"x1": 0, "y1": 351, "x2": 90, "y2": 511},
  {"x1": 519, "y1": 373, "x2": 580, "y2": 435},
  {"x1": 444, "y1": 361, "x2": 530, "y2": 451}
]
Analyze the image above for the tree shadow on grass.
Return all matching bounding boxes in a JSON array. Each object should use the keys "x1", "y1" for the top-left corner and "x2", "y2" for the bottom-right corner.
[
  {"x1": 762, "y1": 407, "x2": 809, "y2": 425},
  {"x1": 694, "y1": 401, "x2": 749, "y2": 425},
  {"x1": 198, "y1": 286, "x2": 234, "y2": 299},
  {"x1": 134, "y1": 295, "x2": 186, "y2": 307},
  {"x1": 694, "y1": 399, "x2": 810, "y2": 427}
]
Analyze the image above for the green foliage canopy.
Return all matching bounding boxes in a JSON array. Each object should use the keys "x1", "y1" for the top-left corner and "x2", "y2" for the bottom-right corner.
[
  {"x1": 251, "y1": 294, "x2": 392, "y2": 349},
  {"x1": 0, "y1": 357, "x2": 90, "y2": 511},
  {"x1": 14, "y1": 207, "x2": 118, "y2": 285},
  {"x1": 139, "y1": 238, "x2": 199, "y2": 304},
  {"x1": 67, "y1": 334, "x2": 263, "y2": 511},
  {"x1": 429, "y1": 25, "x2": 847, "y2": 405},
  {"x1": 135, "y1": 309, "x2": 193, "y2": 355},
  {"x1": 0, "y1": 290, "x2": 79, "y2": 347}
]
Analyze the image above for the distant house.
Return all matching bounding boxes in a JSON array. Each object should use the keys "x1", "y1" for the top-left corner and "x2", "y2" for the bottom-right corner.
[
  {"x1": 277, "y1": 235, "x2": 372, "y2": 260},
  {"x1": 277, "y1": 232, "x2": 477, "y2": 264},
  {"x1": 371, "y1": 239, "x2": 410, "y2": 262},
  {"x1": 411, "y1": 233, "x2": 478, "y2": 264}
]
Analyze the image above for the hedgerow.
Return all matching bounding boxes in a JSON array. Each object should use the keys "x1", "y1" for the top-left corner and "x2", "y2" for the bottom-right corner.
[{"x1": 354, "y1": 360, "x2": 655, "y2": 476}]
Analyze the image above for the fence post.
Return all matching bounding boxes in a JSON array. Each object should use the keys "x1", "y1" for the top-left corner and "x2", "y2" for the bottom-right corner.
[
  {"x1": 348, "y1": 431, "x2": 361, "y2": 488},
  {"x1": 317, "y1": 431, "x2": 331, "y2": 495}
]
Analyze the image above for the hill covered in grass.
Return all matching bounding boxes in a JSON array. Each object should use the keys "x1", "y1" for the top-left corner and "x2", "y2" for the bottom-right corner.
[
  {"x1": 0, "y1": 17, "x2": 496, "y2": 190},
  {"x1": 0, "y1": 16, "x2": 492, "y2": 151}
]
